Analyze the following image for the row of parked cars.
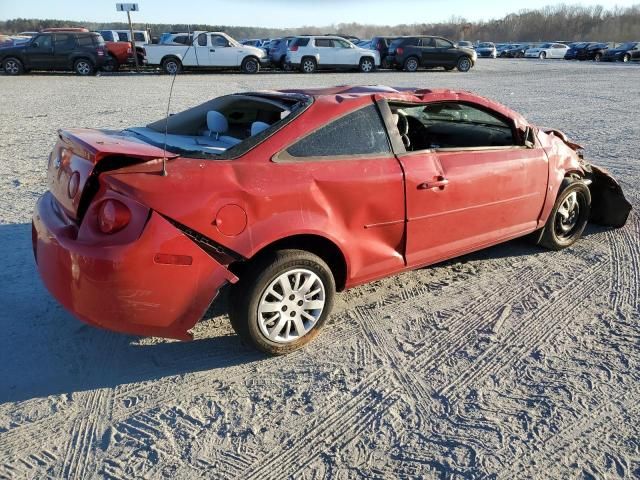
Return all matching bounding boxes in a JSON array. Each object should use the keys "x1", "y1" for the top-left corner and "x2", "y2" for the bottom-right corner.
[
  {"x1": 462, "y1": 40, "x2": 640, "y2": 62},
  {"x1": 2, "y1": 27, "x2": 637, "y2": 76}
]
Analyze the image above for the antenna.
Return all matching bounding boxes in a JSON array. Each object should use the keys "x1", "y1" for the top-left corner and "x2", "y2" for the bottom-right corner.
[{"x1": 162, "y1": 23, "x2": 194, "y2": 176}]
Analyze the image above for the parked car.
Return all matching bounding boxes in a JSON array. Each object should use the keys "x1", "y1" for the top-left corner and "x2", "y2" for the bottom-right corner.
[
  {"x1": 17, "y1": 31, "x2": 39, "y2": 37},
  {"x1": 0, "y1": 31, "x2": 106, "y2": 75},
  {"x1": 31, "y1": 85, "x2": 631, "y2": 354},
  {"x1": 242, "y1": 39, "x2": 263, "y2": 47},
  {"x1": 564, "y1": 42, "x2": 594, "y2": 60},
  {"x1": 456, "y1": 40, "x2": 474, "y2": 49},
  {"x1": 601, "y1": 41, "x2": 640, "y2": 62},
  {"x1": 286, "y1": 36, "x2": 379, "y2": 73},
  {"x1": 370, "y1": 36, "x2": 399, "y2": 68},
  {"x1": 144, "y1": 31, "x2": 268, "y2": 74},
  {"x1": 502, "y1": 43, "x2": 534, "y2": 58},
  {"x1": 269, "y1": 36, "x2": 294, "y2": 68},
  {"x1": 98, "y1": 29, "x2": 150, "y2": 47},
  {"x1": 101, "y1": 39, "x2": 135, "y2": 72},
  {"x1": 386, "y1": 36, "x2": 476, "y2": 72},
  {"x1": 158, "y1": 32, "x2": 193, "y2": 45},
  {"x1": 576, "y1": 42, "x2": 610, "y2": 61},
  {"x1": 525, "y1": 43, "x2": 569, "y2": 59},
  {"x1": 476, "y1": 42, "x2": 497, "y2": 58}
]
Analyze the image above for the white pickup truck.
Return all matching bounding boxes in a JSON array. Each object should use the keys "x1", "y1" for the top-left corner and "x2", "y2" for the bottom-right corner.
[{"x1": 144, "y1": 31, "x2": 269, "y2": 74}]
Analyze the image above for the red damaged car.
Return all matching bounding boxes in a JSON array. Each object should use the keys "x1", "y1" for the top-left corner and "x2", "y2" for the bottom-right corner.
[{"x1": 32, "y1": 86, "x2": 631, "y2": 354}]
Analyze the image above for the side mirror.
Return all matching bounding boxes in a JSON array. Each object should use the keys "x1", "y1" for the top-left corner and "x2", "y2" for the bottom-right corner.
[{"x1": 31, "y1": 42, "x2": 39, "y2": 48}]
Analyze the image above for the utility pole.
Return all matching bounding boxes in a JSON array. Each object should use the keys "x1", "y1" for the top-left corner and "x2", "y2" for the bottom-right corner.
[{"x1": 116, "y1": 3, "x2": 140, "y2": 71}]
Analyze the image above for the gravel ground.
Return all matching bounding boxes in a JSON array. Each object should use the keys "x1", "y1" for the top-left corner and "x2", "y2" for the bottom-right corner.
[{"x1": 0, "y1": 59, "x2": 639, "y2": 479}]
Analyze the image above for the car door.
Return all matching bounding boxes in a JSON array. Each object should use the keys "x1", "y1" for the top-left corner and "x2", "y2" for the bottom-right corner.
[
  {"x1": 313, "y1": 38, "x2": 334, "y2": 65},
  {"x1": 552, "y1": 44, "x2": 565, "y2": 58},
  {"x1": 632, "y1": 43, "x2": 640, "y2": 60},
  {"x1": 434, "y1": 37, "x2": 456, "y2": 64},
  {"x1": 419, "y1": 37, "x2": 438, "y2": 66},
  {"x1": 389, "y1": 100, "x2": 549, "y2": 267},
  {"x1": 332, "y1": 38, "x2": 357, "y2": 66},
  {"x1": 53, "y1": 34, "x2": 76, "y2": 69},
  {"x1": 190, "y1": 32, "x2": 210, "y2": 66},
  {"x1": 271, "y1": 101, "x2": 406, "y2": 284},
  {"x1": 208, "y1": 34, "x2": 238, "y2": 66},
  {"x1": 25, "y1": 34, "x2": 54, "y2": 69}
]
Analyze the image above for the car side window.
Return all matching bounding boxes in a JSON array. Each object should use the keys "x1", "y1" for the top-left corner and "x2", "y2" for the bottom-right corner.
[
  {"x1": 435, "y1": 38, "x2": 453, "y2": 48},
  {"x1": 335, "y1": 39, "x2": 351, "y2": 48},
  {"x1": 392, "y1": 102, "x2": 516, "y2": 151},
  {"x1": 54, "y1": 34, "x2": 76, "y2": 50},
  {"x1": 33, "y1": 35, "x2": 52, "y2": 49},
  {"x1": 283, "y1": 104, "x2": 391, "y2": 159},
  {"x1": 422, "y1": 37, "x2": 436, "y2": 47},
  {"x1": 76, "y1": 35, "x2": 96, "y2": 47},
  {"x1": 315, "y1": 38, "x2": 332, "y2": 48},
  {"x1": 100, "y1": 31, "x2": 114, "y2": 42},
  {"x1": 211, "y1": 35, "x2": 228, "y2": 47},
  {"x1": 196, "y1": 33, "x2": 207, "y2": 46}
]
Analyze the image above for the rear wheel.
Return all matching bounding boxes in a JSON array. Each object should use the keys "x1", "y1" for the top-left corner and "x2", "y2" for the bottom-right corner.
[
  {"x1": 359, "y1": 57, "x2": 375, "y2": 72},
  {"x1": 241, "y1": 56, "x2": 260, "y2": 74},
  {"x1": 622, "y1": 54, "x2": 630, "y2": 63},
  {"x1": 540, "y1": 180, "x2": 591, "y2": 250},
  {"x1": 230, "y1": 249, "x2": 336, "y2": 355},
  {"x1": 404, "y1": 56, "x2": 419, "y2": 72},
  {"x1": 162, "y1": 57, "x2": 182, "y2": 75},
  {"x1": 457, "y1": 56, "x2": 472, "y2": 72},
  {"x1": 300, "y1": 57, "x2": 317, "y2": 73},
  {"x1": 2, "y1": 57, "x2": 23, "y2": 75},
  {"x1": 594, "y1": 52, "x2": 602, "y2": 62},
  {"x1": 74, "y1": 58, "x2": 94, "y2": 76}
]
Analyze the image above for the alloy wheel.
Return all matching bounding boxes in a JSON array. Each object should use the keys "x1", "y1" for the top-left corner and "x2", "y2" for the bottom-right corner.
[
  {"x1": 257, "y1": 268, "x2": 326, "y2": 343},
  {"x1": 76, "y1": 61, "x2": 91, "y2": 75},
  {"x1": 4, "y1": 60, "x2": 19, "y2": 74},
  {"x1": 360, "y1": 58, "x2": 374, "y2": 72},
  {"x1": 554, "y1": 192, "x2": 580, "y2": 240}
]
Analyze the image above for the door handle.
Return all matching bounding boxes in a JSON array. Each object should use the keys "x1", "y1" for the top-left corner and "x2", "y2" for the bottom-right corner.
[
  {"x1": 418, "y1": 176, "x2": 449, "y2": 190},
  {"x1": 210, "y1": 49, "x2": 215, "y2": 52}
]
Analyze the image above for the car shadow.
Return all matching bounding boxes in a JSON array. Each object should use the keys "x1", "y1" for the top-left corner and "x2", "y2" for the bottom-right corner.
[{"x1": 0, "y1": 221, "x2": 613, "y2": 404}]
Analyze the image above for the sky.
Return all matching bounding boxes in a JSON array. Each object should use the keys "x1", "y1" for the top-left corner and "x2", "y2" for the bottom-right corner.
[{"x1": 1, "y1": 0, "x2": 637, "y2": 28}]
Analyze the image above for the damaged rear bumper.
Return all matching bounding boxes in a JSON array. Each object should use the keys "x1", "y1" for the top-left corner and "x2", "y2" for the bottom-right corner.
[{"x1": 32, "y1": 192, "x2": 237, "y2": 340}]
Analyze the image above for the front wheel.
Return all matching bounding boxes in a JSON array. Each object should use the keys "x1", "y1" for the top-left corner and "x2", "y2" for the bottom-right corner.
[
  {"x1": 74, "y1": 58, "x2": 95, "y2": 75},
  {"x1": 457, "y1": 56, "x2": 472, "y2": 72},
  {"x1": 539, "y1": 180, "x2": 591, "y2": 251},
  {"x1": 102, "y1": 54, "x2": 119, "y2": 72},
  {"x1": 622, "y1": 54, "x2": 630, "y2": 63},
  {"x1": 359, "y1": 57, "x2": 375, "y2": 72},
  {"x1": 594, "y1": 53, "x2": 602, "y2": 62},
  {"x1": 241, "y1": 57, "x2": 260, "y2": 74},
  {"x1": 539, "y1": 51, "x2": 547, "y2": 59},
  {"x1": 230, "y1": 249, "x2": 336, "y2": 355},
  {"x1": 2, "y1": 57, "x2": 23, "y2": 75}
]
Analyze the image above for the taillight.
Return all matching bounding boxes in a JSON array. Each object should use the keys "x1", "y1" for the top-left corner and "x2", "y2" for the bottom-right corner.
[
  {"x1": 97, "y1": 199, "x2": 131, "y2": 234},
  {"x1": 396, "y1": 47, "x2": 404, "y2": 56},
  {"x1": 97, "y1": 47, "x2": 105, "y2": 56},
  {"x1": 290, "y1": 45, "x2": 299, "y2": 52},
  {"x1": 127, "y1": 46, "x2": 132, "y2": 54}
]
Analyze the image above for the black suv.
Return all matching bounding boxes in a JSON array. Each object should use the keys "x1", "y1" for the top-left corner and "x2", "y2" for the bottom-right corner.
[
  {"x1": 386, "y1": 36, "x2": 476, "y2": 72},
  {"x1": 0, "y1": 32, "x2": 106, "y2": 75}
]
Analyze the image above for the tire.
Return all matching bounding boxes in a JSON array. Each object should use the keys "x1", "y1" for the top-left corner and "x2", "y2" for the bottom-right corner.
[
  {"x1": 74, "y1": 58, "x2": 95, "y2": 76},
  {"x1": 102, "y1": 54, "x2": 119, "y2": 72},
  {"x1": 539, "y1": 180, "x2": 591, "y2": 251},
  {"x1": 359, "y1": 56, "x2": 375, "y2": 72},
  {"x1": 622, "y1": 54, "x2": 630, "y2": 63},
  {"x1": 230, "y1": 249, "x2": 336, "y2": 355},
  {"x1": 539, "y1": 51, "x2": 546, "y2": 59},
  {"x1": 403, "y1": 56, "x2": 419, "y2": 72},
  {"x1": 162, "y1": 57, "x2": 182, "y2": 75},
  {"x1": 594, "y1": 53, "x2": 602, "y2": 62},
  {"x1": 457, "y1": 56, "x2": 472, "y2": 72},
  {"x1": 241, "y1": 56, "x2": 260, "y2": 74},
  {"x1": 516, "y1": 52, "x2": 524, "y2": 58},
  {"x1": 300, "y1": 57, "x2": 317, "y2": 73},
  {"x1": 2, "y1": 57, "x2": 23, "y2": 75}
]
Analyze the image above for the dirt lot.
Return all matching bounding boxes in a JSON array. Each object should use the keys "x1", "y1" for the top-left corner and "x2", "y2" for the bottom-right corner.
[{"x1": 1, "y1": 59, "x2": 639, "y2": 479}]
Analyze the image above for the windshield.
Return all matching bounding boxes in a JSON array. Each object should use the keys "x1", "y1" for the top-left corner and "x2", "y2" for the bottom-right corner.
[
  {"x1": 478, "y1": 42, "x2": 494, "y2": 48},
  {"x1": 539, "y1": 43, "x2": 552, "y2": 48},
  {"x1": 617, "y1": 42, "x2": 637, "y2": 50}
]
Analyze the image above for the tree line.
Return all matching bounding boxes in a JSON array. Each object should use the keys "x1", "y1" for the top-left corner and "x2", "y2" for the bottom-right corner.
[{"x1": 1, "y1": 4, "x2": 639, "y2": 42}]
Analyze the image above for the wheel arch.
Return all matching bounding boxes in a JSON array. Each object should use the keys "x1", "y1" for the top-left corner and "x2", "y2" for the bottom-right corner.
[
  {"x1": 230, "y1": 233, "x2": 349, "y2": 291},
  {"x1": 161, "y1": 54, "x2": 183, "y2": 65}
]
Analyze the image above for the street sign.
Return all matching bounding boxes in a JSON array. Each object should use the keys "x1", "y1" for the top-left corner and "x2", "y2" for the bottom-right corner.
[{"x1": 116, "y1": 3, "x2": 139, "y2": 12}]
